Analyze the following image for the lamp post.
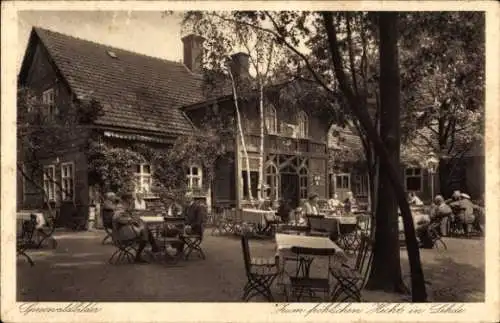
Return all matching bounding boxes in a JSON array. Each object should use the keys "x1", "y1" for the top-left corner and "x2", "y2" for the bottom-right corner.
[{"x1": 426, "y1": 154, "x2": 439, "y2": 201}]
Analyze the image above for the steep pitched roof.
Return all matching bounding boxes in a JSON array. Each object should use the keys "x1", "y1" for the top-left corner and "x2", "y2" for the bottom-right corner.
[{"x1": 21, "y1": 27, "x2": 209, "y2": 136}]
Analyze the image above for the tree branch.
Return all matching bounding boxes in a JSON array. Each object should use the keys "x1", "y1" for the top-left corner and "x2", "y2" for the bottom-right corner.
[{"x1": 345, "y1": 12, "x2": 359, "y2": 97}]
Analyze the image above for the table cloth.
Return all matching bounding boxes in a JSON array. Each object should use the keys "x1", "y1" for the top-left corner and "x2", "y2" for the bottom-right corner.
[
  {"x1": 241, "y1": 208, "x2": 277, "y2": 226},
  {"x1": 275, "y1": 233, "x2": 346, "y2": 285}
]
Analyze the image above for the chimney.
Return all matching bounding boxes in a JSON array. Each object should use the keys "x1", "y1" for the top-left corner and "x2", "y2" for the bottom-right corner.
[
  {"x1": 182, "y1": 34, "x2": 205, "y2": 73},
  {"x1": 230, "y1": 52, "x2": 250, "y2": 80}
]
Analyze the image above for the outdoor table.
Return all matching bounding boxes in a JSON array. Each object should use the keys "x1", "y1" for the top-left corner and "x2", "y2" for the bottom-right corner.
[
  {"x1": 241, "y1": 208, "x2": 277, "y2": 226},
  {"x1": 17, "y1": 211, "x2": 45, "y2": 223},
  {"x1": 324, "y1": 215, "x2": 358, "y2": 224},
  {"x1": 275, "y1": 233, "x2": 346, "y2": 285},
  {"x1": 140, "y1": 216, "x2": 165, "y2": 225}
]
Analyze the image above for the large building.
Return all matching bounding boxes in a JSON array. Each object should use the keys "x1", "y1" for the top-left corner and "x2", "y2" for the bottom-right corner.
[{"x1": 17, "y1": 27, "x2": 337, "y2": 226}]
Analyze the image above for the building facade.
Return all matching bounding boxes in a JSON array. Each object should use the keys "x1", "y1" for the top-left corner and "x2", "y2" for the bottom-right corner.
[{"x1": 17, "y1": 27, "x2": 336, "y2": 226}]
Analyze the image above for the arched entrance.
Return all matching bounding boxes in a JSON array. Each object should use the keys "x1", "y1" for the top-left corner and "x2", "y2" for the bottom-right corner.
[
  {"x1": 280, "y1": 164, "x2": 299, "y2": 207},
  {"x1": 264, "y1": 155, "x2": 309, "y2": 208}
]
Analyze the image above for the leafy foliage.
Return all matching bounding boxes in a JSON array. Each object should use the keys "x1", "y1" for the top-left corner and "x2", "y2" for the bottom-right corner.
[
  {"x1": 399, "y1": 12, "x2": 485, "y2": 159},
  {"x1": 17, "y1": 87, "x2": 104, "y2": 206},
  {"x1": 87, "y1": 109, "x2": 231, "y2": 205}
]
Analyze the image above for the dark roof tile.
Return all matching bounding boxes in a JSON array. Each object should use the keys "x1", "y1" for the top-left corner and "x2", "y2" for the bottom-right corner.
[{"x1": 33, "y1": 27, "x2": 207, "y2": 135}]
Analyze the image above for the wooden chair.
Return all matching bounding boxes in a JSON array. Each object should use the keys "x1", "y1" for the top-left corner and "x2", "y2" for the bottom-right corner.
[
  {"x1": 428, "y1": 222, "x2": 447, "y2": 250},
  {"x1": 149, "y1": 217, "x2": 185, "y2": 263},
  {"x1": 241, "y1": 235, "x2": 279, "y2": 301},
  {"x1": 183, "y1": 225, "x2": 206, "y2": 260},
  {"x1": 287, "y1": 246, "x2": 336, "y2": 301},
  {"x1": 108, "y1": 226, "x2": 141, "y2": 264},
  {"x1": 330, "y1": 233, "x2": 374, "y2": 301},
  {"x1": 337, "y1": 220, "x2": 361, "y2": 253}
]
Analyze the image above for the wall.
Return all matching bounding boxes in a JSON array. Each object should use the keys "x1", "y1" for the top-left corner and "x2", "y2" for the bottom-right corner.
[{"x1": 18, "y1": 38, "x2": 91, "y2": 220}]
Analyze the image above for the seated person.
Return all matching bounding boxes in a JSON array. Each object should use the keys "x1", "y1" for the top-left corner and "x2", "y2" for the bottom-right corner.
[
  {"x1": 408, "y1": 192, "x2": 424, "y2": 206},
  {"x1": 113, "y1": 193, "x2": 160, "y2": 263},
  {"x1": 343, "y1": 191, "x2": 357, "y2": 213},
  {"x1": 458, "y1": 193, "x2": 476, "y2": 234},
  {"x1": 276, "y1": 199, "x2": 293, "y2": 223},
  {"x1": 102, "y1": 192, "x2": 118, "y2": 228},
  {"x1": 327, "y1": 193, "x2": 343, "y2": 210},
  {"x1": 294, "y1": 202, "x2": 307, "y2": 226},
  {"x1": 417, "y1": 195, "x2": 451, "y2": 248},
  {"x1": 184, "y1": 193, "x2": 206, "y2": 236},
  {"x1": 304, "y1": 194, "x2": 320, "y2": 216}
]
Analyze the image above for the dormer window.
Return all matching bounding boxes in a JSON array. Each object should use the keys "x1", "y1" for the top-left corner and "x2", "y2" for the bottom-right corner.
[
  {"x1": 107, "y1": 50, "x2": 118, "y2": 58},
  {"x1": 298, "y1": 111, "x2": 308, "y2": 138},
  {"x1": 42, "y1": 88, "x2": 57, "y2": 120},
  {"x1": 187, "y1": 165, "x2": 203, "y2": 190},
  {"x1": 265, "y1": 105, "x2": 277, "y2": 134}
]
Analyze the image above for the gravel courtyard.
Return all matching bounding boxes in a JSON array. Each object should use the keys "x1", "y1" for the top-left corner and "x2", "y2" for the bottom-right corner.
[{"x1": 17, "y1": 229, "x2": 484, "y2": 302}]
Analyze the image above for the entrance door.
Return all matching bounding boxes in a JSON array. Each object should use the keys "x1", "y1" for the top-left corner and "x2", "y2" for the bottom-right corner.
[
  {"x1": 280, "y1": 173, "x2": 299, "y2": 208},
  {"x1": 333, "y1": 173, "x2": 351, "y2": 201}
]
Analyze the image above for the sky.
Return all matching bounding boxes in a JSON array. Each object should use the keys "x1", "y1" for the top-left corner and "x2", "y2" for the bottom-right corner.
[{"x1": 17, "y1": 11, "x2": 186, "y2": 72}]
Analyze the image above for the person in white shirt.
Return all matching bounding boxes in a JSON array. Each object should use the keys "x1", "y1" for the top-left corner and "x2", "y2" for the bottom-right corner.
[
  {"x1": 304, "y1": 194, "x2": 319, "y2": 216},
  {"x1": 408, "y1": 192, "x2": 424, "y2": 206}
]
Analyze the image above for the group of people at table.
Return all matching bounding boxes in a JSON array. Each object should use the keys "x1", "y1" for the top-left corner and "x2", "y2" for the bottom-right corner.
[
  {"x1": 407, "y1": 190, "x2": 484, "y2": 248},
  {"x1": 102, "y1": 191, "x2": 206, "y2": 263},
  {"x1": 274, "y1": 192, "x2": 359, "y2": 227}
]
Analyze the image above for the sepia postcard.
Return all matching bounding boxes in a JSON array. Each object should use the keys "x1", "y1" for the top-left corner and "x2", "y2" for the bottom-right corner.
[{"x1": 1, "y1": 1, "x2": 499, "y2": 323}]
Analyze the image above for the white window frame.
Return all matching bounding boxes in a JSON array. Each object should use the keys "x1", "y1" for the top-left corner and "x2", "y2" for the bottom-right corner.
[
  {"x1": 134, "y1": 164, "x2": 153, "y2": 194},
  {"x1": 42, "y1": 88, "x2": 57, "y2": 119},
  {"x1": 405, "y1": 167, "x2": 423, "y2": 192},
  {"x1": 353, "y1": 174, "x2": 369, "y2": 198},
  {"x1": 298, "y1": 167, "x2": 308, "y2": 200},
  {"x1": 335, "y1": 173, "x2": 351, "y2": 190},
  {"x1": 298, "y1": 110, "x2": 309, "y2": 138},
  {"x1": 264, "y1": 162, "x2": 279, "y2": 200},
  {"x1": 61, "y1": 162, "x2": 75, "y2": 202},
  {"x1": 43, "y1": 165, "x2": 56, "y2": 202},
  {"x1": 265, "y1": 105, "x2": 277, "y2": 134},
  {"x1": 187, "y1": 165, "x2": 203, "y2": 190}
]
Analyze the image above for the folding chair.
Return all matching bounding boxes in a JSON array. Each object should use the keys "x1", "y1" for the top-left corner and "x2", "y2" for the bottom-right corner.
[
  {"x1": 183, "y1": 226, "x2": 206, "y2": 260},
  {"x1": 17, "y1": 218, "x2": 36, "y2": 266},
  {"x1": 149, "y1": 218, "x2": 185, "y2": 263},
  {"x1": 356, "y1": 213, "x2": 371, "y2": 235},
  {"x1": 330, "y1": 233, "x2": 374, "y2": 301},
  {"x1": 108, "y1": 228, "x2": 140, "y2": 264},
  {"x1": 287, "y1": 246, "x2": 336, "y2": 301},
  {"x1": 428, "y1": 222, "x2": 447, "y2": 250},
  {"x1": 241, "y1": 235, "x2": 279, "y2": 301},
  {"x1": 337, "y1": 220, "x2": 361, "y2": 253}
]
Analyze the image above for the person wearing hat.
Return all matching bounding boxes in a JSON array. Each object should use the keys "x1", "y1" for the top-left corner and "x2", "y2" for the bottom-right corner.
[
  {"x1": 183, "y1": 192, "x2": 206, "y2": 236},
  {"x1": 304, "y1": 194, "x2": 319, "y2": 216},
  {"x1": 458, "y1": 192, "x2": 475, "y2": 235},
  {"x1": 101, "y1": 192, "x2": 119, "y2": 243},
  {"x1": 430, "y1": 195, "x2": 453, "y2": 237},
  {"x1": 113, "y1": 192, "x2": 160, "y2": 263}
]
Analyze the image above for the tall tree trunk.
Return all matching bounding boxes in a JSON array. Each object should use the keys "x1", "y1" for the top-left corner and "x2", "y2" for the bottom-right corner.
[
  {"x1": 228, "y1": 70, "x2": 253, "y2": 202},
  {"x1": 438, "y1": 158, "x2": 449, "y2": 198},
  {"x1": 323, "y1": 12, "x2": 427, "y2": 301},
  {"x1": 365, "y1": 12, "x2": 406, "y2": 293},
  {"x1": 258, "y1": 83, "x2": 265, "y2": 201}
]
